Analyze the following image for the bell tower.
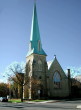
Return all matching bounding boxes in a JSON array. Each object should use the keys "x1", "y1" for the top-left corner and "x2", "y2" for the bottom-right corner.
[{"x1": 24, "y1": 2, "x2": 48, "y2": 99}]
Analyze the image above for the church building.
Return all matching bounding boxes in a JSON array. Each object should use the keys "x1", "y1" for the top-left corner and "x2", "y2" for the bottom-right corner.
[{"x1": 24, "y1": 2, "x2": 70, "y2": 99}]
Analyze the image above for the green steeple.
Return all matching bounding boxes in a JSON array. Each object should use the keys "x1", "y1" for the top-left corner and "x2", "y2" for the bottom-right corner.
[{"x1": 27, "y1": 2, "x2": 47, "y2": 56}]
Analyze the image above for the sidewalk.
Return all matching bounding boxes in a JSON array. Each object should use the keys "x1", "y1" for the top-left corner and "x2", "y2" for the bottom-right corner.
[
  {"x1": 25, "y1": 100, "x2": 60, "y2": 104},
  {"x1": 76, "y1": 105, "x2": 81, "y2": 108}
]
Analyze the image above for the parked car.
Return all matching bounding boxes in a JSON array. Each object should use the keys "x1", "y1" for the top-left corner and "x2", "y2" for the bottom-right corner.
[{"x1": 0, "y1": 97, "x2": 8, "y2": 102}]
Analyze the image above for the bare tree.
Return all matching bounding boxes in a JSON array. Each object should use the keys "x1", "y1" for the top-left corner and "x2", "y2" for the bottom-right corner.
[
  {"x1": 5, "y1": 62, "x2": 27, "y2": 102},
  {"x1": 5, "y1": 62, "x2": 42, "y2": 101}
]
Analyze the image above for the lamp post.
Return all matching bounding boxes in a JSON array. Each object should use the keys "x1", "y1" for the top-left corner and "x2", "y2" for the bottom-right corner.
[
  {"x1": 8, "y1": 80, "x2": 11, "y2": 100},
  {"x1": 38, "y1": 90, "x2": 40, "y2": 99}
]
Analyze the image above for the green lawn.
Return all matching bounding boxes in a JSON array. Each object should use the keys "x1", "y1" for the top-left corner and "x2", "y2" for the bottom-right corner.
[
  {"x1": 31, "y1": 100, "x2": 48, "y2": 102},
  {"x1": 8, "y1": 99, "x2": 21, "y2": 103},
  {"x1": 8, "y1": 99, "x2": 48, "y2": 103}
]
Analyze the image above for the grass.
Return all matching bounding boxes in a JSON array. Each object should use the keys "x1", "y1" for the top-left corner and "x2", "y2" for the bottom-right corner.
[
  {"x1": 31, "y1": 100, "x2": 48, "y2": 102},
  {"x1": 8, "y1": 99, "x2": 21, "y2": 103},
  {"x1": 8, "y1": 99, "x2": 48, "y2": 103}
]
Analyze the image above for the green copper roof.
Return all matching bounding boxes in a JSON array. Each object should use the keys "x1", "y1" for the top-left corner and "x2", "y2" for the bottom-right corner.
[{"x1": 27, "y1": 2, "x2": 47, "y2": 57}]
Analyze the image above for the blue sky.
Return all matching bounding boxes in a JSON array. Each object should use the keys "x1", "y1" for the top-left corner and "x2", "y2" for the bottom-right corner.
[{"x1": 0, "y1": 0, "x2": 81, "y2": 82}]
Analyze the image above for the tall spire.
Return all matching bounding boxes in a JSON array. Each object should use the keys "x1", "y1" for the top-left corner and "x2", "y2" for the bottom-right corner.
[
  {"x1": 30, "y1": 1, "x2": 40, "y2": 41},
  {"x1": 27, "y1": 2, "x2": 47, "y2": 56}
]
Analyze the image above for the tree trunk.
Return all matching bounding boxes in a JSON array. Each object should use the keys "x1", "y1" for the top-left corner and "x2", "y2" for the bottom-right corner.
[{"x1": 21, "y1": 85, "x2": 23, "y2": 102}]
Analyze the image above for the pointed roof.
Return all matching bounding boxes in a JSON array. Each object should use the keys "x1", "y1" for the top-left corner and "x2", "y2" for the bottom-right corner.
[
  {"x1": 47, "y1": 56, "x2": 67, "y2": 78},
  {"x1": 27, "y1": 2, "x2": 47, "y2": 57},
  {"x1": 47, "y1": 56, "x2": 63, "y2": 71},
  {"x1": 30, "y1": 2, "x2": 40, "y2": 42}
]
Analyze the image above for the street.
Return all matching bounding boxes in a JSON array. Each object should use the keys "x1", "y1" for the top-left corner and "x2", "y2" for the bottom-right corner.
[{"x1": 0, "y1": 100, "x2": 81, "y2": 110}]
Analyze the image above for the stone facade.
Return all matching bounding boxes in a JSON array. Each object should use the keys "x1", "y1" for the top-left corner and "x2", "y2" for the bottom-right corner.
[
  {"x1": 24, "y1": 54, "x2": 48, "y2": 99},
  {"x1": 24, "y1": 54, "x2": 70, "y2": 99},
  {"x1": 47, "y1": 57, "x2": 69, "y2": 98}
]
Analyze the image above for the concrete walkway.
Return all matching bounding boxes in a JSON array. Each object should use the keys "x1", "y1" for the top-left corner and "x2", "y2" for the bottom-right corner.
[
  {"x1": 25, "y1": 100, "x2": 60, "y2": 104},
  {"x1": 76, "y1": 105, "x2": 81, "y2": 108}
]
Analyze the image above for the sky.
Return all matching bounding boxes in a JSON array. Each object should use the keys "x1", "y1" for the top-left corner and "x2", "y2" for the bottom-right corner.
[{"x1": 0, "y1": 0, "x2": 81, "y2": 82}]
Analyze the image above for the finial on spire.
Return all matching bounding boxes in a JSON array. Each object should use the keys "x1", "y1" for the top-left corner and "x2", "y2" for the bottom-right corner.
[
  {"x1": 54, "y1": 55, "x2": 56, "y2": 58},
  {"x1": 34, "y1": 0, "x2": 36, "y2": 10}
]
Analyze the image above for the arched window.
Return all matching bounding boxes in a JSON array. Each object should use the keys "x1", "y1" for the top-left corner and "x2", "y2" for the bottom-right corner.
[
  {"x1": 38, "y1": 40, "x2": 41, "y2": 51},
  {"x1": 38, "y1": 60, "x2": 42, "y2": 71},
  {"x1": 53, "y1": 72, "x2": 61, "y2": 88}
]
